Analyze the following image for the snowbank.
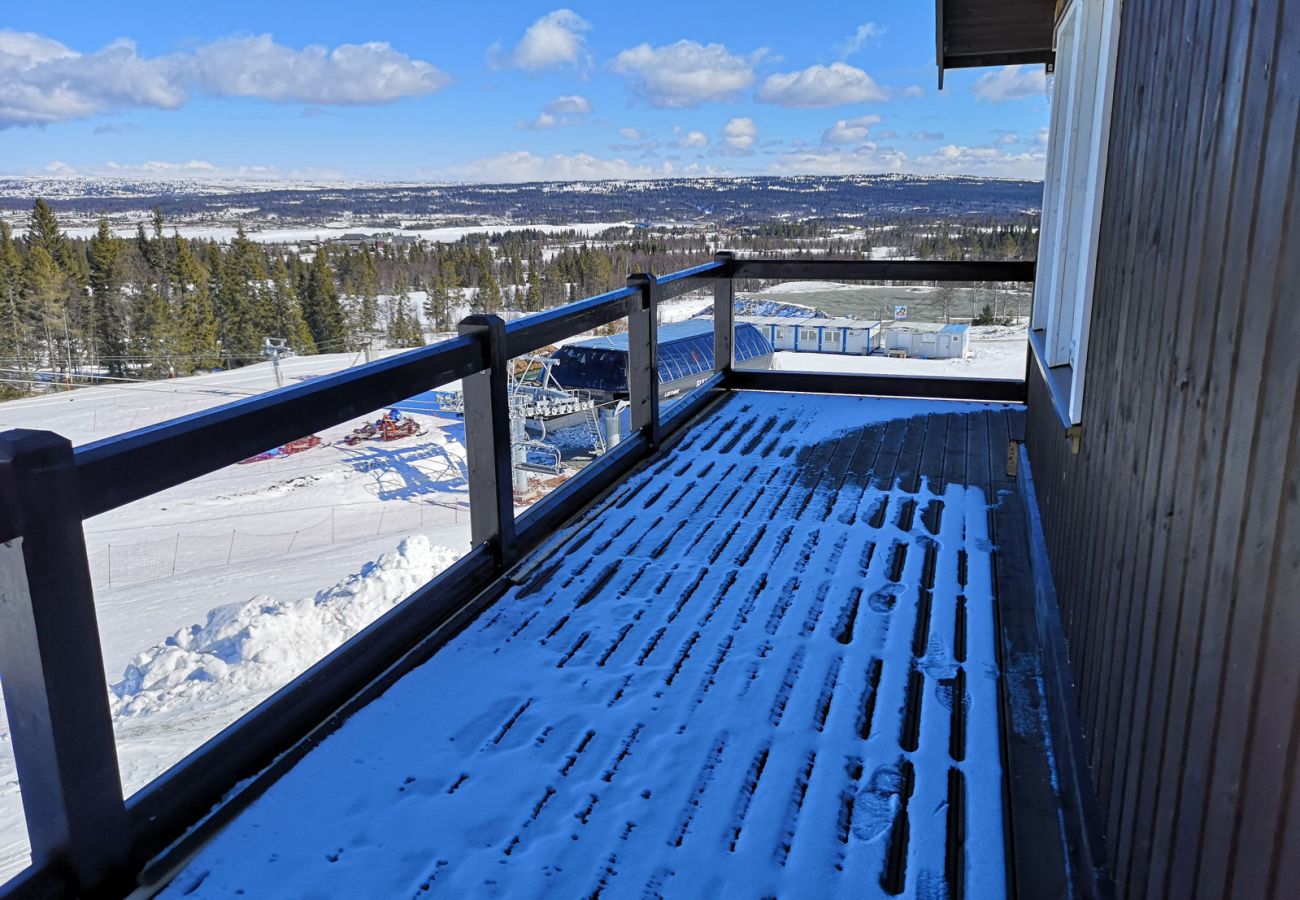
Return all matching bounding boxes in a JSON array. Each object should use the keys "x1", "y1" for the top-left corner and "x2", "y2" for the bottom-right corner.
[
  {"x1": 111, "y1": 536, "x2": 459, "y2": 718},
  {"x1": 691, "y1": 297, "x2": 824, "y2": 319},
  {"x1": 755, "y1": 280, "x2": 865, "y2": 294}
]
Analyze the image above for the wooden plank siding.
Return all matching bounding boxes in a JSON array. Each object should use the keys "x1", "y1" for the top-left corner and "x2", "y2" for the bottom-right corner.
[{"x1": 1023, "y1": 0, "x2": 1300, "y2": 897}]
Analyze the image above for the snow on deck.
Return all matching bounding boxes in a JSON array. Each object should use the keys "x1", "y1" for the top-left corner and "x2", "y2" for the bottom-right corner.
[{"x1": 162, "y1": 394, "x2": 1026, "y2": 899}]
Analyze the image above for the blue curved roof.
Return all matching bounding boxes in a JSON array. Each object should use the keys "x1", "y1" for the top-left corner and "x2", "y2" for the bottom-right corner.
[
  {"x1": 552, "y1": 322, "x2": 772, "y2": 394},
  {"x1": 566, "y1": 319, "x2": 717, "y2": 351}
]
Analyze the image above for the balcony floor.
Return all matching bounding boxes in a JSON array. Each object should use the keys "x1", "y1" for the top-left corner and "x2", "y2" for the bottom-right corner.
[{"x1": 160, "y1": 393, "x2": 1036, "y2": 899}]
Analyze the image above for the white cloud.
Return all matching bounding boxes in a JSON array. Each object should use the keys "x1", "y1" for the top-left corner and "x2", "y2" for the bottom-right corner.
[
  {"x1": 0, "y1": 31, "x2": 186, "y2": 126},
  {"x1": 31, "y1": 158, "x2": 342, "y2": 181},
  {"x1": 821, "y1": 114, "x2": 881, "y2": 145},
  {"x1": 442, "y1": 150, "x2": 675, "y2": 183},
  {"x1": 494, "y1": 9, "x2": 590, "y2": 71},
  {"x1": 767, "y1": 140, "x2": 1045, "y2": 180},
  {"x1": 756, "y1": 62, "x2": 889, "y2": 108},
  {"x1": 107, "y1": 159, "x2": 218, "y2": 173},
  {"x1": 722, "y1": 117, "x2": 758, "y2": 151},
  {"x1": 899, "y1": 85, "x2": 924, "y2": 98},
  {"x1": 912, "y1": 144, "x2": 1047, "y2": 178},
  {"x1": 770, "y1": 143, "x2": 908, "y2": 176},
  {"x1": 613, "y1": 40, "x2": 762, "y2": 108},
  {"x1": 545, "y1": 94, "x2": 591, "y2": 116},
  {"x1": 186, "y1": 36, "x2": 450, "y2": 105},
  {"x1": 972, "y1": 65, "x2": 1047, "y2": 102},
  {"x1": 995, "y1": 132, "x2": 1019, "y2": 145},
  {"x1": 518, "y1": 93, "x2": 592, "y2": 129},
  {"x1": 0, "y1": 29, "x2": 448, "y2": 127},
  {"x1": 835, "y1": 23, "x2": 884, "y2": 58},
  {"x1": 676, "y1": 128, "x2": 709, "y2": 148},
  {"x1": 618, "y1": 126, "x2": 644, "y2": 141},
  {"x1": 911, "y1": 130, "x2": 944, "y2": 141}
]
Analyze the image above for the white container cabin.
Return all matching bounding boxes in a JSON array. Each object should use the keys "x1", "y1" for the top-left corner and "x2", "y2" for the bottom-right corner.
[
  {"x1": 883, "y1": 323, "x2": 970, "y2": 359},
  {"x1": 738, "y1": 316, "x2": 884, "y2": 356}
]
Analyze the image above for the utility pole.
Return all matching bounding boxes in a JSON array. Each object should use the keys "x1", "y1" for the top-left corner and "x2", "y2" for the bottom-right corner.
[{"x1": 262, "y1": 336, "x2": 290, "y2": 388}]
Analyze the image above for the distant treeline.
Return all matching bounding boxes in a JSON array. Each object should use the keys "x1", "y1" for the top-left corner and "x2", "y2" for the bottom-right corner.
[{"x1": 0, "y1": 199, "x2": 1037, "y2": 397}]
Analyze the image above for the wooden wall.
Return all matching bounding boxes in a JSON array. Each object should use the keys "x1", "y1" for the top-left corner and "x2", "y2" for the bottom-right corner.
[{"x1": 1024, "y1": 0, "x2": 1299, "y2": 896}]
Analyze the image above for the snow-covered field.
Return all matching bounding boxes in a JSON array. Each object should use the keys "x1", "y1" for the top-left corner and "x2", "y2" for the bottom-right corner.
[{"x1": 0, "y1": 300, "x2": 1025, "y2": 883}]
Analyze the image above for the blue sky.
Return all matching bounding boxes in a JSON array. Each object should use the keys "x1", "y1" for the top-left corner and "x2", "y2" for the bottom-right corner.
[{"x1": 0, "y1": 2, "x2": 1050, "y2": 183}]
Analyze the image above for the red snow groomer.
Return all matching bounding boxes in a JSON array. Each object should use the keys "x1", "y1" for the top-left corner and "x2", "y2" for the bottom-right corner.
[
  {"x1": 342, "y1": 409, "x2": 425, "y2": 446},
  {"x1": 238, "y1": 434, "x2": 324, "y2": 464}
]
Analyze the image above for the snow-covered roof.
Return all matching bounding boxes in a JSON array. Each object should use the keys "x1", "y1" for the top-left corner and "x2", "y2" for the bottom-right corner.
[{"x1": 885, "y1": 321, "x2": 967, "y2": 333}]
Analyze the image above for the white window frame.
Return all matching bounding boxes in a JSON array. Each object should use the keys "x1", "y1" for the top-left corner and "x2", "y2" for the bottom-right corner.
[{"x1": 1032, "y1": 0, "x2": 1123, "y2": 425}]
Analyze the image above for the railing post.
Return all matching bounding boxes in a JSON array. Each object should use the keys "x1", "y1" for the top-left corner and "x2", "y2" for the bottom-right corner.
[
  {"x1": 0, "y1": 429, "x2": 129, "y2": 889},
  {"x1": 712, "y1": 251, "x2": 736, "y2": 375},
  {"x1": 457, "y1": 315, "x2": 518, "y2": 568},
  {"x1": 626, "y1": 273, "x2": 661, "y2": 449}
]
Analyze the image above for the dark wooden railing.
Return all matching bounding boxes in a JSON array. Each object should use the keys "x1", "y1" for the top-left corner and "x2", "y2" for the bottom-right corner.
[{"x1": 0, "y1": 255, "x2": 1033, "y2": 896}]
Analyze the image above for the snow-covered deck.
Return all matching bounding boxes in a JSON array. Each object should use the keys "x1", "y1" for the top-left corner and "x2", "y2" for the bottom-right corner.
[{"x1": 160, "y1": 393, "x2": 1033, "y2": 899}]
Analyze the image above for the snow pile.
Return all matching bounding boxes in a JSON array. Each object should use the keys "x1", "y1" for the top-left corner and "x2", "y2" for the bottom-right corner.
[
  {"x1": 692, "y1": 297, "x2": 825, "y2": 319},
  {"x1": 751, "y1": 280, "x2": 861, "y2": 295},
  {"x1": 111, "y1": 536, "x2": 460, "y2": 718}
]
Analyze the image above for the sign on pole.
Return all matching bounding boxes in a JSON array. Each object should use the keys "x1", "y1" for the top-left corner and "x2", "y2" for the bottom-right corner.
[{"x1": 894, "y1": 305, "x2": 908, "y2": 321}]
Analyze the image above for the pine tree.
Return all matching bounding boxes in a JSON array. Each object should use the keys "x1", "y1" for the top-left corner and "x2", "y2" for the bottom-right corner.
[
  {"x1": 88, "y1": 220, "x2": 128, "y2": 376},
  {"x1": 171, "y1": 236, "x2": 220, "y2": 373},
  {"x1": 541, "y1": 263, "x2": 567, "y2": 309},
  {"x1": 303, "y1": 250, "x2": 347, "y2": 351},
  {"x1": 353, "y1": 249, "x2": 380, "y2": 333},
  {"x1": 0, "y1": 222, "x2": 25, "y2": 374},
  {"x1": 21, "y1": 246, "x2": 65, "y2": 372},
  {"x1": 129, "y1": 284, "x2": 168, "y2": 375},
  {"x1": 27, "y1": 198, "x2": 65, "y2": 260},
  {"x1": 522, "y1": 251, "x2": 544, "y2": 312},
  {"x1": 422, "y1": 274, "x2": 453, "y2": 332},
  {"x1": 386, "y1": 276, "x2": 424, "y2": 349},
  {"x1": 215, "y1": 227, "x2": 270, "y2": 361},
  {"x1": 473, "y1": 261, "x2": 503, "y2": 314},
  {"x1": 269, "y1": 257, "x2": 316, "y2": 353}
]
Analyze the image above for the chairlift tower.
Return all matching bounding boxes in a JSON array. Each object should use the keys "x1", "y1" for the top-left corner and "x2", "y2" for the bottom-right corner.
[{"x1": 262, "y1": 337, "x2": 292, "y2": 388}]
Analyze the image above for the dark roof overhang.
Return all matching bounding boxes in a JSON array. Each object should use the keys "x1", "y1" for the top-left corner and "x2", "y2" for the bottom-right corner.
[{"x1": 936, "y1": 0, "x2": 1057, "y2": 88}]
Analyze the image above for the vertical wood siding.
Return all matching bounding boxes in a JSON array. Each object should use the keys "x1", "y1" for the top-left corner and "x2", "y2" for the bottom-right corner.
[{"x1": 1024, "y1": 0, "x2": 1299, "y2": 896}]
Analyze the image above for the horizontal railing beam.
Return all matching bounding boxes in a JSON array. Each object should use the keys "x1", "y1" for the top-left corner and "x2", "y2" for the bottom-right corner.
[
  {"x1": 655, "y1": 260, "x2": 727, "y2": 301},
  {"x1": 503, "y1": 286, "x2": 640, "y2": 359},
  {"x1": 74, "y1": 335, "x2": 486, "y2": 519},
  {"x1": 731, "y1": 258, "x2": 1036, "y2": 282}
]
